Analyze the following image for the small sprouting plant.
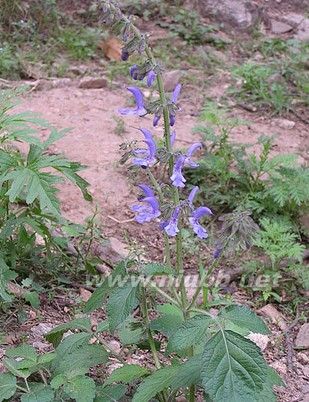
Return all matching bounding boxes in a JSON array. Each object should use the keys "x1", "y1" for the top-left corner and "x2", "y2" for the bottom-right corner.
[
  {"x1": 241, "y1": 218, "x2": 307, "y2": 302},
  {"x1": 188, "y1": 104, "x2": 309, "y2": 226}
]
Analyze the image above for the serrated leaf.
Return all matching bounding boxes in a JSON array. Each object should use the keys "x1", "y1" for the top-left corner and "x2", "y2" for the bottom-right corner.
[
  {"x1": 141, "y1": 263, "x2": 174, "y2": 276},
  {"x1": 3, "y1": 358, "x2": 31, "y2": 378},
  {"x1": 6, "y1": 345, "x2": 37, "y2": 362},
  {"x1": 168, "y1": 314, "x2": 213, "y2": 352},
  {"x1": 118, "y1": 317, "x2": 144, "y2": 346},
  {"x1": 24, "y1": 291, "x2": 40, "y2": 309},
  {"x1": 220, "y1": 305, "x2": 270, "y2": 335},
  {"x1": 84, "y1": 262, "x2": 126, "y2": 313},
  {"x1": 50, "y1": 374, "x2": 66, "y2": 390},
  {"x1": 63, "y1": 375, "x2": 96, "y2": 402},
  {"x1": 95, "y1": 384, "x2": 127, "y2": 402},
  {"x1": 150, "y1": 304, "x2": 184, "y2": 337},
  {"x1": 52, "y1": 333, "x2": 108, "y2": 377},
  {"x1": 170, "y1": 355, "x2": 202, "y2": 390},
  {"x1": 201, "y1": 330, "x2": 275, "y2": 402},
  {"x1": 20, "y1": 384, "x2": 54, "y2": 402},
  {"x1": 0, "y1": 373, "x2": 17, "y2": 401},
  {"x1": 105, "y1": 364, "x2": 149, "y2": 385},
  {"x1": 132, "y1": 366, "x2": 178, "y2": 402},
  {"x1": 107, "y1": 281, "x2": 139, "y2": 331},
  {"x1": 0, "y1": 257, "x2": 15, "y2": 302},
  {"x1": 45, "y1": 318, "x2": 92, "y2": 347}
]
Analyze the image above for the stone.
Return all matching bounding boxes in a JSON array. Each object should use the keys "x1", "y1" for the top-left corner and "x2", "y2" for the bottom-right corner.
[
  {"x1": 79, "y1": 288, "x2": 92, "y2": 302},
  {"x1": 258, "y1": 304, "x2": 287, "y2": 331},
  {"x1": 271, "y1": 360, "x2": 287, "y2": 375},
  {"x1": 283, "y1": 13, "x2": 309, "y2": 42},
  {"x1": 198, "y1": 0, "x2": 261, "y2": 31},
  {"x1": 94, "y1": 237, "x2": 129, "y2": 266},
  {"x1": 295, "y1": 324, "x2": 309, "y2": 349},
  {"x1": 272, "y1": 118, "x2": 296, "y2": 129},
  {"x1": 79, "y1": 77, "x2": 107, "y2": 89},
  {"x1": 298, "y1": 352, "x2": 309, "y2": 365},
  {"x1": 164, "y1": 70, "x2": 184, "y2": 92},
  {"x1": 247, "y1": 333, "x2": 269, "y2": 351},
  {"x1": 270, "y1": 20, "x2": 293, "y2": 34},
  {"x1": 31, "y1": 323, "x2": 54, "y2": 337}
]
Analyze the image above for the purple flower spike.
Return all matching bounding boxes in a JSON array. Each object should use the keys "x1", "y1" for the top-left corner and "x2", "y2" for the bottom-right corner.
[
  {"x1": 146, "y1": 70, "x2": 156, "y2": 87},
  {"x1": 132, "y1": 128, "x2": 157, "y2": 167},
  {"x1": 188, "y1": 186, "x2": 199, "y2": 205},
  {"x1": 213, "y1": 246, "x2": 223, "y2": 259},
  {"x1": 164, "y1": 206, "x2": 181, "y2": 237},
  {"x1": 170, "y1": 155, "x2": 186, "y2": 188},
  {"x1": 189, "y1": 206, "x2": 212, "y2": 239},
  {"x1": 131, "y1": 184, "x2": 160, "y2": 223},
  {"x1": 171, "y1": 84, "x2": 182, "y2": 104},
  {"x1": 119, "y1": 87, "x2": 147, "y2": 117}
]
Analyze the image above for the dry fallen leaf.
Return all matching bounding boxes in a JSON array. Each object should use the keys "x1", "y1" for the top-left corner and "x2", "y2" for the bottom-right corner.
[{"x1": 99, "y1": 36, "x2": 122, "y2": 61}]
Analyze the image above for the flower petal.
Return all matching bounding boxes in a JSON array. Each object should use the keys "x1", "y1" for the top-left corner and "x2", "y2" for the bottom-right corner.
[
  {"x1": 146, "y1": 70, "x2": 156, "y2": 87},
  {"x1": 171, "y1": 83, "x2": 182, "y2": 103},
  {"x1": 188, "y1": 186, "x2": 199, "y2": 205}
]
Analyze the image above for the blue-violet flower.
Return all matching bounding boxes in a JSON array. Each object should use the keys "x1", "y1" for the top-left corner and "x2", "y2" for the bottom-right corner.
[{"x1": 119, "y1": 87, "x2": 147, "y2": 116}]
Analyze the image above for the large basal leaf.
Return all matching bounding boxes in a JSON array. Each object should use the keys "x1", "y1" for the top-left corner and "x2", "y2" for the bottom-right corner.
[
  {"x1": 201, "y1": 330, "x2": 276, "y2": 402},
  {"x1": 20, "y1": 384, "x2": 54, "y2": 402},
  {"x1": 150, "y1": 304, "x2": 184, "y2": 337},
  {"x1": 168, "y1": 314, "x2": 213, "y2": 352},
  {"x1": 6, "y1": 345, "x2": 37, "y2": 362},
  {"x1": 105, "y1": 364, "x2": 149, "y2": 385},
  {"x1": 95, "y1": 384, "x2": 127, "y2": 402},
  {"x1": 63, "y1": 375, "x2": 96, "y2": 402},
  {"x1": 132, "y1": 366, "x2": 178, "y2": 402},
  {"x1": 132, "y1": 356, "x2": 202, "y2": 402},
  {"x1": 0, "y1": 373, "x2": 17, "y2": 401},
  {"x1": 219, "y1": 305, "x2": 269, "y2": 335},
  {"x1": 52, "y1": 333, "x2": 108, "y2": 377},
  {"x1": 45, "y1": 317, "x2": 92, "y2": 347},
  {"x1": 107, "y1": 281, "x2": 140, "y2": 331}
]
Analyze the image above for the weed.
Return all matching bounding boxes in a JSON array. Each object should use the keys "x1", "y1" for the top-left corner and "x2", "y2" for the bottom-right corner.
[
  {"x1": 58, "y1": 27, "x2": 102, "y2": 60},
  {"x1": 187, "y1": 102, "x2": 309, "y2": 226}
]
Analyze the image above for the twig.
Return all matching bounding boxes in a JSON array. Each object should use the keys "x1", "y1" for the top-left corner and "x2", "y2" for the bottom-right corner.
[{"x1": 107, "y1": 215, "x2": 135, "y2": 223}]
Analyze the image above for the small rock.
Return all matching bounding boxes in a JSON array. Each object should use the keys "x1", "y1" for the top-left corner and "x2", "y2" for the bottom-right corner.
[
  {"x1": 298, "y1": 352, "x2": 309, "y2": 365},
  {"x1": 271, "y1": 20, "x2": 293, "y2": 34},
  {"x1": 94, "y1": 237, "x2": 129, "y2": 266},
  {"x1": 79, "y1": 77, "x2": 107, "y2": 89},
  {"x1": 164, "y1": 70, "x2": 184, "y2": 92},
  {"x1": 295, "y1": 324, "x2": 309, "y2": 349},
  {"x1": 32, "y1": 341, "x2": 50, "y2": 352},
  {"x1": 79, "y1": 288, "x2": 92, "y2": 302},
  {"x1": 272, "y1": 118, "x2": 296, "y2": 129},
  {"x1": 258, "y1": 304, "x2": 287, "y2": 331},
  {"x1": 31, "y1": 323, "x2": 54, "y2": 338},
  {"x1": 283, "y1": 13, "x2": 309, "y2": 42},
  {"x1": 107, "y1": 340, "x2": 121, "y2": 354},
  {"x1": 247, "y1": 333, "x2": 269, "y2": 351}
]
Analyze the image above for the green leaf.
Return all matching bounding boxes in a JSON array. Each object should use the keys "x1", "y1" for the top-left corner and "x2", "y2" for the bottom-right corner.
[
  {"x1": 6, "y1": 345, "x2": 37, "y2": 362},
  {"x1": 201, "y1": 330, "x2": 275, "y2": 401},
  {"x1": 150, "y1": 304, "x2": 184, "y2": 337},
  {"x1": 168, "y1": 314, "x2": 213, "y2": 352},
  {"x1": 63, "y1": 375, "x2": 96, "y2": 402},
  {"x1": 84, "y1": 262, "x2": 126, "y2": 313},
  {"x1": 20, "y1": 384, "x2": 54, "y2": 402},
  {"x1": 84, "y1": 281, "x2": 110, "y2": 313},
  {"x1": 95, "y1": 384, "x2": 127, "y2": 402},
  {"x1": 45, "y1": 318, "x2": 92, "y2": 347},
  {"x1": 105, "y1": 364, "x2": 149, "y2": 385},
  {"x1": 3, "y1": 358, "x2": 31, "y2": 378},
  {"x1": 118, "y1": 317, "x2": 144, "y2": 345},
  {"x1": 24, "y1": 291, "x2": 40, "y2": 309},
  {"x1": 0, "y1": 373, "x2": 17, "y2": 402},
  {"x1": 220, "y1": 305, "x2": 270, "y2": 335},
  {"x1": 52, "y1": 333, "x2": 108, "y2": 377},
  {"x1": 132, "y1": 366, "x2": 178, "y2": 402},
  {"x1": 107, "y1": 281, "x2": 139, "y2": 331},
  {"x1": 170, "y1": 355, "x2": 202, "y2": 390},
  {"x1": 0, "y1": 257, "x2": 16, "y2": 302},
  {"x1": 141, "y1": 263, "x2": 174, "y2": 276}
]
